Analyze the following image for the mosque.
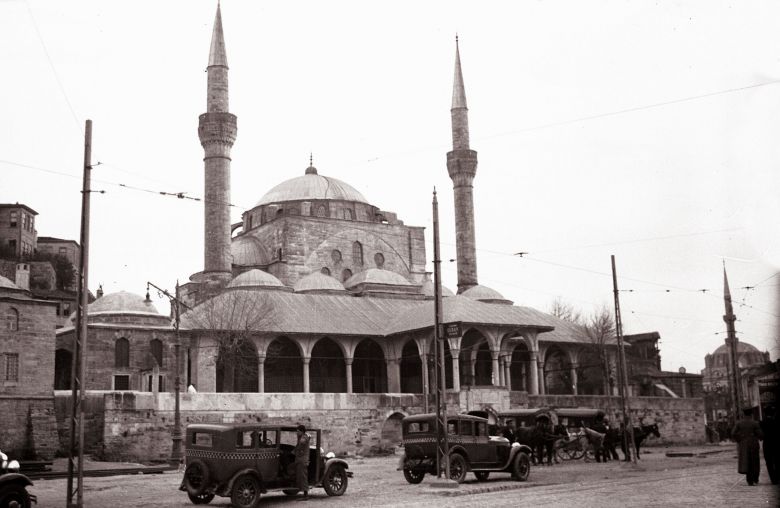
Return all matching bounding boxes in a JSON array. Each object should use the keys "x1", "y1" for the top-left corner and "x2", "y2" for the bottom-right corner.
[{"x1": 57, "y1": 5, "x2": 616, "y2": 406}]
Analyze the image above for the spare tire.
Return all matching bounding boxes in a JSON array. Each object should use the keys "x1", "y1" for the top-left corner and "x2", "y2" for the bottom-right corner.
[{"x1": 184, "y1": 459, "x2": 211, "y2": 497}]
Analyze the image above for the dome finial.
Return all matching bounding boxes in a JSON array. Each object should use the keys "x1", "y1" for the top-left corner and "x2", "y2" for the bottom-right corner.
[{"x1": 305, "y1": 153, "x2": 318, "y2": 175}]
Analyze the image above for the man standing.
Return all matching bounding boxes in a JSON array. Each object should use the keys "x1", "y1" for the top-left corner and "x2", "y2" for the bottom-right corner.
[
  {"x1": 759, "y1": 406, "x2": 778, "y2": 485},
  {"x1": 732, "y1": 408, "x2": 764, "y2": 486},
  {"x1": 294, "y1": 424, "x2": 311, "y2": 500},
  {"x1": 500, "y1": 419, "x2": 516, "y2": 443}
]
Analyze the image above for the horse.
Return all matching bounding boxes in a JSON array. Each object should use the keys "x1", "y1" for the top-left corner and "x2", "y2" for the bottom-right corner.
[
  {"x1": 620, "y1": 423, "x2": 661, "y2": 459},
  {"x1": 515, "y1": 424, "x2": 559, "y2": 465}
]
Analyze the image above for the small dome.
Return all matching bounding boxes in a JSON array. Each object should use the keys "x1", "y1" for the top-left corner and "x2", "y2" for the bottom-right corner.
[
  {"x1": 227, "y1": 269, "x2": 286, "y2": 289},
  {"x1": 294, "y1": 272, "x2": 346, "y2": 293},
  {"x1": 344, "y1": 268, "x2": 413, "y2": 289},
  {"x1": 461, "y1": 284, "x2": 513, "y2": 305},
  {"x1": 231, "y1": 235, "x2": 272, "y2": 266},
  {"x1": 255, "y1": 169, "x2": 369, "y2": 206},
  {"x1": 420, "y1": 279, "x2": 454, "y2": 298},
  {"x1": 85, "y1": 291, "x2": 161, "y2": 316}
]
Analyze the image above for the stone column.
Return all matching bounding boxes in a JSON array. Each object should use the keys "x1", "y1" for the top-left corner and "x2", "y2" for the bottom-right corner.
[
  {"x1": 386, "y1": 358, "x2": 401, "y2": 393},
  {"x1": 345, "y1": 358, "x2": 353, "y2": 394},
  {"x1": 520, "y1": 363, "x2": 526, "y2": 392},
  {"x1": 491, "y1": 352, "x2": 500, "y2": 386},
  {"x1": 504, "y1": 356, "x2": 512, "y2": 390},
  {"x1": 681, "y1": 378, "x2": 687, "y2": 398},
  {"x1": 258, "y1": 354, "x2": 265, "y2": 393},
  {"x1": 420, "y1": 353, "x2": 429, "y2": 396},
  {"x1": 497, "y1": 356, "x2": 505, "y2": 386},
  {"x1": 537, "y1": 359, "x2": 545, "y2": 395},
  {"x1": 451, "y1": 349, "x2": 461, "y2": 392},
  {"x1": 570, "y1": 362, "x2": 578, "y2": 395},
  {"x1": 528, "y1": 352, "x2": 539, "y2": 395},
  {"x1": 302, "y1": 357, "x2": 310, "y2": 393}
]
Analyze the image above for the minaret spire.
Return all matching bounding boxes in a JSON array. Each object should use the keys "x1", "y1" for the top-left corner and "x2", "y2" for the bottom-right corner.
[
  {"x1": 198, "y1": 2, "x2": 237, "y2": 285},
  {"x1": 722, "y1": 262, "x2": 742, "y2": 418},
  {"x1": 446, "y1": 37, "x2": 479, "y2": 293}
]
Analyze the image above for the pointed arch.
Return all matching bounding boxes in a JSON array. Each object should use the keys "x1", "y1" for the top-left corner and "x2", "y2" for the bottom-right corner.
[
  {"x1": 543, "y1": 345, "x2": 573, "y2": 395},
  {"x1": 115, "y1": 337, "x2": 130, "y2": 368},
  {"x1": 216, "y1": 338, "x2": 259, "y2": 393},
  {"x1": 400, "y1": 340, "x2": 423, "y2": 393},
  {"x1": 459, "y1": 328, "x2": 491, "y2": 386},
  {"x1": 265, "y1": 336, "x2": 303, "y2": 392},
  {"x1": 353, "y1": 339, "x2": 386, "y2": 393},
  {"x1": 310, "y1": 337, "x2": 346, "y2": 393}
]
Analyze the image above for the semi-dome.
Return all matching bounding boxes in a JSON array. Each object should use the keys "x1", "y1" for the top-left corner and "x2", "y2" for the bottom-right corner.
[
  {"x1": 231, "y1": 235, "x2": 272, "y2": 266},
  {"x1": 255, "y1": 166, "x2": 369, "y2": 206},
  {"x1": 83, "y1": 291, "x2": 162, "y2": 317},
  {"x1": 344, "y1": 268, "x2": 413, "y2": 289},
  {"x1": 461, "y1": 284, "x2": 513, "y2": 305},
  {"x1": 294, "y1": 272, "x2": 346, "y2": 293},
  {"x1": 227, "y1": 269, "x2": 288, "y2": 290}
]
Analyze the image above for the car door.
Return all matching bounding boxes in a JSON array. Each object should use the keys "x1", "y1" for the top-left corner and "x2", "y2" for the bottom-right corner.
[{"x1": 256, "y1": 429, "x2": 280, "y2": 483}]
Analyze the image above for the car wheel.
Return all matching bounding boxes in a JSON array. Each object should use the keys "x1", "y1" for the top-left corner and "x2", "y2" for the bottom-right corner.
[
  {"x1": 448, "y1": 453, "x2": 468, "y2": 484},
  {"x1": 282, "y1": 489, "x2": 300, "y2": 496},
  {"x1": 323, "y1": 465, "x2": 348, "y2": 496},
  {"x1": 403, "y1": 467, "x2": 425, "y2": 484},
  {"x1": 183, "y1": 459, "x2": 211, "y2": 497},
  {"x1": 187, "y1": 492, "x2": 215, "y2": 504},
  {"x1": 512, "y1": 451, "x2": 530, "y2": 481},
  {"x1": 0, "y1": 484, "x2": 32, "y2": 508},
  {"x1": 474, "y1": 471, "x2": 490, "y2": 482},
  {"x1": 230, "y1": 473, "x2": 262, "y2": 508}
]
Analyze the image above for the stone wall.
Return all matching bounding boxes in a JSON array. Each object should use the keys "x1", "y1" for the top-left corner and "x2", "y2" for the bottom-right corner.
[
  {"x1": 0, "y1": 396, "x2": 58, "y2": 460},
  {"x1": 54, "y1": 391, "x2": 106, "y2": 457}
]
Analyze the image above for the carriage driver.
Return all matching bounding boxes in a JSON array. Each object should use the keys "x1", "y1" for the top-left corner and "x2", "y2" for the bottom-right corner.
[{"x1": 294, "y1": 424, "x2": 311, "y2": 500}]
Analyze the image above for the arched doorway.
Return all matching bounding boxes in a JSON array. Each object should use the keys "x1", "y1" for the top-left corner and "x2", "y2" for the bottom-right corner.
[
  {"x1": 310, "y1": 337, "x2": 346, "y2": 393},
  {"x1": 353, "y1": 339, "x2": 386, "y2": 393},
  {"x1": 460, "y1": 329, "x2": 492, "y2": 386},
  {"x1": 544, "y1": 346, "x2": 573, "y2": 395},
  {"x1": 509, "y1": 343, "x2": 530, "y2": 391},
  {"x1": 380, "y1": 412, "x2": 405, "y2": 452},
  {"x1": 265, "y1": 337, "x2": 303, "y2": 392},
  {"x1": 54, "y1": 349, "x2": 72, "y2": 390},
  {"x1": 216, "y1": 338, "x2": 259, "y2": 393},
  {"x1": 400, "y1": 340, "x2": 422, "y2": 393}
]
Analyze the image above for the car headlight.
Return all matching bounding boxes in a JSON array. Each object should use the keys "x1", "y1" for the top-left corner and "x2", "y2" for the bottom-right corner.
[
  {"x1": 7, "y1": 460, "x2": 20, "y2": 472},
  {"x1": 325, "y1": 452, "x2": 335, "y2": 459},
  {"x1": 0, "y1": 451, "x2": 7, "y2": 461}
]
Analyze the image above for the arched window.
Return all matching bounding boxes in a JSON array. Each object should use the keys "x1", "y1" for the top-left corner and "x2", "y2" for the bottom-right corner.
[
  {"x1": 352, "y1": 242, "x2": 363, "y2": 266},
  {"x1": 320, "y1": 267, "x2": 331, "y2": 276},
  {"x1": 316, "y1": 205, "x2": 327, "y2": 217},
  {"x1": 343, "y1": 209, "x2": 353, "y2": 220},
  {"x1": 374, "y1": 252, "x2": 385, "y2": 268},
  {"x1": 115, "y1": 338, "x2": 130, "y2": 368},
  {"x1": 341, "y1": 269, "x2": 353, "y2": 282},
  {"x1": 5, "y1": 308, "x2": 19, "y2": 331},
  {"x1": 331, "y1": 250, "x2": 342, "y2": 263},
  {"x1": 150, "y1": 339, "x2": 163, "y2": 367}
]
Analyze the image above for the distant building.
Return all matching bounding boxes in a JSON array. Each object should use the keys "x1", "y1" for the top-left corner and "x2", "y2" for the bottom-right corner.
[
  {"x1": 0, "y1": 273, "x2": 59, "y2": 459},
  {"x1": 624, "y1": 331, "x2": 703, "y2": 398},
  {"x1": 37, "y1": 237, "x2": 80, "y2": 291},
  {"x1": 0, "y1": 203, "x2": 37, "y2": 260}
]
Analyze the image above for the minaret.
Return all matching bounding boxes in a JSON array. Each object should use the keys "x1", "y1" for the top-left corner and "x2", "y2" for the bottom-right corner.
[
  {"x1": 447, "y1": 37, "x2": 479, "y2": 293},
  {"x1": 722, "y1": 265, "x2": 742, "y2": 416},
  {"x1": 198, "y1": 3, "x2": 236, "y2": 283}
]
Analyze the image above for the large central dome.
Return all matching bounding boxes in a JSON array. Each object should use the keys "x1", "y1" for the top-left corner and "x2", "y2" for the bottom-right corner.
[{"x1": 255, "y1": 165, "x2": 369, "y2": 206}]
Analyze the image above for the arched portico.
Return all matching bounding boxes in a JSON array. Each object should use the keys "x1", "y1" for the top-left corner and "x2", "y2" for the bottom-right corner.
[
  {"x1": 400, "y1": 340, "x2": 423, "y2": 393},
  {"x1": 459, "y1": 329, "x2": 493, "y2": 387},
  {"x1": 216, "y1": 337, "x2": 259, "y2": 392},
  {"x1": 353, "y1": 339, "x2": 387, "y2": 393},
  {"x1": 265, "y1": 336, "x2": 303, "y2": 392},
  {"x1": 543, "y1": 345, "x2": 574, "y2": 395},
  {"x1": 310, "y1": 337, "x2": 346, "y2": 393}
]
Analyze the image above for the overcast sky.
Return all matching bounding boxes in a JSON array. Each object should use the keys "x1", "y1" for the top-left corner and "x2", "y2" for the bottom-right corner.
[{"x1": 1, "y1": 0, "x2": 778, "y2": 373}]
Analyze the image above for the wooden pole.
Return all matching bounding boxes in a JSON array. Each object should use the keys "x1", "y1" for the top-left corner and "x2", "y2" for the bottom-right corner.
[
  {"x1": 67, "y1": 119, "x2": 92, "y2": 508},
  {"x1": 611, "y1": 255, "x2": 637, "y2": 463}
]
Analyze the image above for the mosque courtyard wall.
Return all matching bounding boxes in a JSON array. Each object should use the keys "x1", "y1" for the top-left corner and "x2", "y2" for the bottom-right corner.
[{"x1": 52, "y1": 390, "x2": 705, "y2": 463}]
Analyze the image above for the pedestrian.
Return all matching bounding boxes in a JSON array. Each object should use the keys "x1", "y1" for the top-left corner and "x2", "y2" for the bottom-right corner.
[
  {"x1": 602, "y1": 419, "x2": 620, "y2": 461},
  {"x1": 294, "y1": 424, "x2": 311, "y2": 499},
  {"x1": 731, "y1": 408, "x2": 763, "y2": 486},
  {"x1": 591, "y1": 414, "x2": 608, "y2": 463},
  {"x1": 759, "y1": 405, "x2": 778, "y2": 485},
  {"x1": 500, "y1": 418, "x2": 516, "y2": 443}
]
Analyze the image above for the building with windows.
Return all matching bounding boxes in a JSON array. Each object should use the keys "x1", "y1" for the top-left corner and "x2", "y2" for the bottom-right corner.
[
  {"x1": 0, "y1": 274, "x2": 59, "y2": 459},
  {"x1": 0, "y1": 203, "x2": 37, "y2": 260}
]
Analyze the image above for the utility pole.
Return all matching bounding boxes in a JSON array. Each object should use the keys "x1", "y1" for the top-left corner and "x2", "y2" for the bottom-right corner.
[
  {"x1": 146, "y1": 281, "x2": 185, "y2": 467},
  {"x1": 67, "y1": 119, "x2": 93, "y2": 508},
  {"x1": 722, "y1": 265, "x2": 741, "y2": 421},
  {"x1": 611, "y1": 255, "x2": 637, "y2": 463},
  {"x1": 432, "y1": 189, "x2": 451, "y2": 482}
]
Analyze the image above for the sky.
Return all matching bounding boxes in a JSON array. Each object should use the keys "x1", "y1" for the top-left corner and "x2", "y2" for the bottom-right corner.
[{"x1": 1, "y1": 0, "x2": 778, "y2": 373}]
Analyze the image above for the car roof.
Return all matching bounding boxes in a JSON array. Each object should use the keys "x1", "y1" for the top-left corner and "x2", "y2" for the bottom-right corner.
[
  {"x1": 552, "y1": 408, "x2": 602, "y2": 418},
  {"x1": 497, "y1": 408, "x2": 545, "y2": 417},
  {"x1": 186, "y1": 423, "x2": 318, "y2": 433},
  {"x1": 402, "y1": 413, "x2": 488, "y2": 424}
]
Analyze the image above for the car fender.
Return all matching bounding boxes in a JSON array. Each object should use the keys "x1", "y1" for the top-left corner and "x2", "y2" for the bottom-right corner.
[
  {"x1": 0, "y1": 472, "x2": 33, "y2": 488},
  {"x1": 447, "y1": 446, "x2": 470, "y2": 468},
  {"x1": 323, "y1": 457, "x2": 350, "y2": 475},
  {"x1": 509, "y1": 443, "x2": 533, "y2": 460},
  {"x1": 225, "y1": 467, "x2": 263, "y2": 494}
]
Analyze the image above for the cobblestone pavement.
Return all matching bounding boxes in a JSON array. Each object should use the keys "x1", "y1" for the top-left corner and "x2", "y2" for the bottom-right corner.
[{"x1": 32, "y1": 446, "x2": 778, "y2": 507}]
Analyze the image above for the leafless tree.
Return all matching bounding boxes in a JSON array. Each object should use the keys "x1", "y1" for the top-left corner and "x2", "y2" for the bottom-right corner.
[
  {"x1": 181, "y1": 290, "x2": 274, "y2": 392},
  {"x1": 583, "y1": 305, "x2": 616, "y2": 395},
  {"x1": 549, "y1": 297, "x2": 583, "y2": 324}
]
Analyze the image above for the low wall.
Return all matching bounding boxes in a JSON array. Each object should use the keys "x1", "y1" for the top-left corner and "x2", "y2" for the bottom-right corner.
[
  {"x1": 0, "y1": 395, "x2": 59, "y2": 460},
  {"x1": 54, "y1": 391, "x2": 106, "y2": 457}
]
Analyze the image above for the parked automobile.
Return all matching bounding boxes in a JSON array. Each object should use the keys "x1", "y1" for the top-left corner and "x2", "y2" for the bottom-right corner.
[
  {"x1": 399, "y1": 413, "x2": 533, "y2": 484},
  {"x1": 0, "y1": 450, "x2": 36, "y2": 508},
  {"x1": 180, "y1": 424, "x2": 351, "y2": 507}
]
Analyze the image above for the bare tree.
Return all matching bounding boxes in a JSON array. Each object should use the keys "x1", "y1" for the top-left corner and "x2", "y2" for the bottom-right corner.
[
  {"x1": 549, "y1": 297, "x2": 582, "y2": 324},
  {"x1": 181, "y1": 290, "x2": 275, "y2": 392},
  {"x1": 583, "y1": 305, "x2": 616, "y2": 395}
]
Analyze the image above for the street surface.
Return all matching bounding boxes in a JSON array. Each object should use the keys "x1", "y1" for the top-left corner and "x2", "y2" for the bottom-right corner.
[{"x1": 33, "y1": 446, "x2": 777, "y2": 507}]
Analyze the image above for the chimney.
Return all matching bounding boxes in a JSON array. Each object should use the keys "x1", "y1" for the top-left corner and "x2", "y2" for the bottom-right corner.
[{"x1": 15, "y1": 263, "x2": 30, "y2": 290}]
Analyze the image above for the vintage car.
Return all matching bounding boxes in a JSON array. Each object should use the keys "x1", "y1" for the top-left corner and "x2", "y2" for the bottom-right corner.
[
  {"x1": 399, "y1": 413, "x2": 533, "y2": 484},
  {"x1": 180, "y1": 423, "x2": 351, "y2": 507}
]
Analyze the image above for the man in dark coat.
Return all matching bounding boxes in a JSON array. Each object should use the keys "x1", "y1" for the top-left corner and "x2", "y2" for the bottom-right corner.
[
  {"x1": 759, "y1": 406, "x2": 778, "y2": 485},
  {"x1": 732, "y1": 409, "x2": 764, "y2": 486},
  {"x1": 499, "y1": 419, "x2": 516, "y2": 443},
  {"x1": 294, "y1": 424, "x2": 311, "y2": 499}
]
